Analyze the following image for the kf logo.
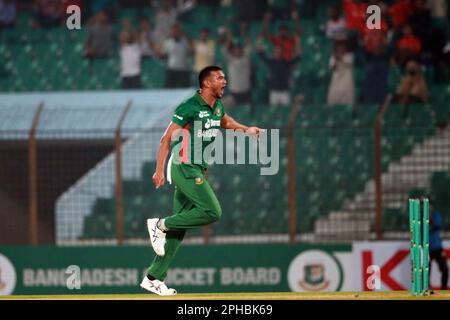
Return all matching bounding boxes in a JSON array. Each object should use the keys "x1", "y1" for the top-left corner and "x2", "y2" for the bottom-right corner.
[
  {"x1": 366, "y1": 5, "x2": 381, "y2": 30},
  {"x1": 66, "y1": 265, "x2": 81, "y2": 290},
  {"x1": 66, "y1": 5, "x2": 81, "y2": 30}
]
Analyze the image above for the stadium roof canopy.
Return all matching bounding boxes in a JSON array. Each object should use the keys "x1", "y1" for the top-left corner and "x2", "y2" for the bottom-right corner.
[{"x1": 0, "y1": 89, "x2": 193, "y2": 140}]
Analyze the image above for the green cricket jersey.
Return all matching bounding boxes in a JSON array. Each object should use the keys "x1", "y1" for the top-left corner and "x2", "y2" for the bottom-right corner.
[{"x1": 170, "y1": 91, "x2": 224, "y2": 168}]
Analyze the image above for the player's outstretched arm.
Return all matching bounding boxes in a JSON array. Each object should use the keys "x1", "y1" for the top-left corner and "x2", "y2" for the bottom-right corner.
[
  {"x1": 220, "y1": 114, "x2": 264, "y2": 139},
  {"x1": 152, "y1": 121, "x2": 183, "y2": 188}
]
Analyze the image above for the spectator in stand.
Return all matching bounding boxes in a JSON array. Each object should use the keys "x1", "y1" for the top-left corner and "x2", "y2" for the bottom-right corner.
[
  {"x1": 387, "y1": 0, "x2": 413, "y2": 30},
  {"x1": 84, "y1": 11, "x2": 115, "y2": 59},
  {"x1": 428, "y1": 0, "x2": 448, "y2": 20},
  {"x1": 325, "y1": 5, "x2": 347, "y2": 43},
  {"x1": 236, "y1": 0, "x2": 267, "y2": 23},
  {"x1": 196, "y1": 0, "x2": 220, "y2": 7},
  {"x1": 152, "y1": 0, "x2": 194, "y2": 48},
  {"x1": 361, "y1": 35, "x2": 391, "y2": 105},
  {"x1": 436, "y1": 41, "x2": 450, "y2": 83},
  {"x1": 33, "y1": 0, "x2": 64, "y2": 29},
  {"x1": 0, "y1": 0, "x2": 16, "y2": 29},
  {"x1": 363, "y1": 28, "x2": 388, "y2": 55},
  {"x1": 63, "y1": 0, "x2": 84, "y2": 24},
  {"x1": 153, "y1": 0, "x2": 178, "y2": 47},
  {"x1": 119, "y1": 29, "x2": 142, "y2": 90},
  {"x1": 138, "y1": 17, "x2": 156, "y2": 58},
  {"x1": 158, "y1": 22, "x2": 193, "y2": 88},
  {"x1": 409, "y1": 0, "x2": 432, "y2": 54},
  {"x1": 267, "y1": 0, "x2": 295, "y2": 21},
  {"x1": 394, "y1": 24, "x2": 422, "y2": 67},
  {"x1": 342, "y1": 0, "x2": 367, "y2": 33},
  {"x1": 342, "y1": 0, "x2": 367, "y2": 51},
  {"x1": 89, "y1": 0, "x2": 117, "y2": 17},
  {"x1": 361, "y1": 0, "x2": 389, "y2": 53},
  {"x1": 260, "y1": 10, "x2": 301, "y2": 61},
  {"x1": 327, "y1": 42, "x2": 355, "y2": 106},
  {"x1": 221, "y1": 25, "x2": 253, "y2": 109},
  {"x1": 193, "y1": 28, "x2": 215, "y2": 74},
  {"x1": 257, "y1": 39, "x2": 300, "y2": 107},
  {"x1": 63, "y1": 0, "x2": 82, "y2": 10},
  {"x1": 121, "y1": 18, "x2": 134, "y2": 36},
  {"x1": 394, "y1": 59, "x2": 429, "y2": 104},
  {"x1": 175, "y1": 0, "x2": 197, "y2": 22},
  {"x1": 428, "y1": 28, "x2": 447, "y2": 82},
  {"x1": 360, "y1": 1, "x2": 389, "y2": 50}
]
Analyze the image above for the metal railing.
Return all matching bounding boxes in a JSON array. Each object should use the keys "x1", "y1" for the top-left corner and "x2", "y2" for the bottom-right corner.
[{"x1": 0, "y1": 98, "x2": 449, "y2": 245}]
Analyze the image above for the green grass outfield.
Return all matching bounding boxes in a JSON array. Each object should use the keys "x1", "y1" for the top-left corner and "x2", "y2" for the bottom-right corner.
[{"x1": 2, "y1": 291, "x2": 450, "y2": 300}]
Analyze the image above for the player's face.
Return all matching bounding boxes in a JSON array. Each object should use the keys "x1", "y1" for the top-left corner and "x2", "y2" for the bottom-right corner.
[{"x1": 208, "y1": 70, "x2": 227, "y2": 99}]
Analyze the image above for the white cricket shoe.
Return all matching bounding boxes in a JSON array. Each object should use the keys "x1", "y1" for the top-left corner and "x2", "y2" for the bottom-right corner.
[
  {"x1": 140, "y1": 277, "x2": 177, "y2": 296},
  {"x1": 147, "y1": 218, "x2": 166, "y2": 256}
]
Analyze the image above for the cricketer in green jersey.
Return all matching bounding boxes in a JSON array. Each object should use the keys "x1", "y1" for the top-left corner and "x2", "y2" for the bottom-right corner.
[{"x1": 140, "y1": 66, "x2": 263, "y2": 295}]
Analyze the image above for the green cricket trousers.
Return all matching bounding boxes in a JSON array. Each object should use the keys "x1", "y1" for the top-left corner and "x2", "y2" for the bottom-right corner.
[{"x1": 147, "y1": 158, "x2": 222, "y2": 280}]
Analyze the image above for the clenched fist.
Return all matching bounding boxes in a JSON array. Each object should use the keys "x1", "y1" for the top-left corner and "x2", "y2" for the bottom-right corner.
[{"x1": 152, "y1": 171, "x2": 165, "y2": 189}]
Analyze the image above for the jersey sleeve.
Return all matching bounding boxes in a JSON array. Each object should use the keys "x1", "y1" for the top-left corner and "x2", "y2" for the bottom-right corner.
[{"x1": 171, "y1": 103, "x2": 192, "y2": 127}]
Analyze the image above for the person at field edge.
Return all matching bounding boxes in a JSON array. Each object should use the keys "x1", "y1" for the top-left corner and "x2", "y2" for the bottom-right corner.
[
  {"x1": 140, "y1": 66, "x2": 264, "y2": 295},
  {"x1": 429, "y1": 207, "x2": 448, "y2": 290}
]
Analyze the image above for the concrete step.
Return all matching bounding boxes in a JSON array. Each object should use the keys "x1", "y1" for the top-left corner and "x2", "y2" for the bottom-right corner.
[
  {"x1": 315, "y1": 219, "x2": 371, "y2": 235},
  {"x1": 314, "y1": 124, "x2": 450, "y2": 239},
  {"x1": 327, "y1": 210, "x2": 372, "y2": 220}
]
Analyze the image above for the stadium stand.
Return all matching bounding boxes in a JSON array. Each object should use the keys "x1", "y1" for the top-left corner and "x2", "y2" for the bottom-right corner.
[{"x1": 1, "y1": 0, "x2": 449, "y2": 243}]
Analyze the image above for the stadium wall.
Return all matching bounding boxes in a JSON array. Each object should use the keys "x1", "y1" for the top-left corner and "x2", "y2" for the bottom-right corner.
[{"x1": 1, "y1": 242, "x2": 449, "y2": 295}]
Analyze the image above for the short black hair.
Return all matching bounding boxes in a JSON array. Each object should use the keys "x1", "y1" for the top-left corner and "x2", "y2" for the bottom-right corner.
[{"x1": 198, "y1": 66, "x2": 223, "y2": 88}]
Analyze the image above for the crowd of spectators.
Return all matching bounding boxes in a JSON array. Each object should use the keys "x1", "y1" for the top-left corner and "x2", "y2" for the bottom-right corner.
[
  {"x1": 78, "y1": 0, "x2": 303, "y2": 103},
  {"x1": 1, "y1": 0, "x2": 449, "y2": 108},
  {"x1": 325, "y1": 0, "x2": 449, "y2": 107}
]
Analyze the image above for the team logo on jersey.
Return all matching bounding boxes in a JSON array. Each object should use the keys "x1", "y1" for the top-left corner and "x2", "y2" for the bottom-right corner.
[
  {"x1": 215, "y1": 108, "x2": 221, "y2": 117},
  {"x1": 195, "y1": 177, "x2": 203, "y2": 185},
  {"x1": 199, "y1": 111, "x2": 209, "y2": 118}
]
